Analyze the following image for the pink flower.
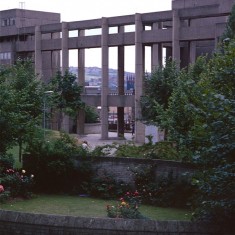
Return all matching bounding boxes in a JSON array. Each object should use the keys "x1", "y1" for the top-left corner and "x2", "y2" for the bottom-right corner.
[
  {"x1": 0, "y1": 185, "x2": 4, "y2": 193},
  {"x1": 6, "y1": 169, "x2": 14, "y2": 174}
]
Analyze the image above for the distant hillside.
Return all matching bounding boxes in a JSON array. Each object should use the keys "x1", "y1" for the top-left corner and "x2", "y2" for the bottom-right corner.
[{"x1": 69, "y1": 66, "x2": 134, "y2": 88}]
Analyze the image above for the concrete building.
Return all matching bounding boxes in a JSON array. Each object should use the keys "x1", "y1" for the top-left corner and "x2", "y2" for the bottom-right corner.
[
  {"x1": 0, "y1": 9, "x2": 60, "y2": 81},
  {"x1": 0, "y1": 0, "x2": 234, "y2": 143}
]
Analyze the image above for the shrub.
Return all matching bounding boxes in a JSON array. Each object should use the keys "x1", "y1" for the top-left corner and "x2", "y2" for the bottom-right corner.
[
  {"x1": 106, "y1": 191, "x2": 146, "y2": 219},
  {"x1": 24, "y1": 132, "x2": 92, "y2": 193},
  {"x1": 115, "y1": 142, "x2": 142, "y2": 158},
  {"x1": 90, "y1": 172, "x2": 130, "y2": 199},
  {"x1": 0, "y1": 190, "x2": 10, "y2": 203},
  {"x1": 115, "y1": 141, "x2": 181, "y2": 160},
  {"x1": 90, "y1": 144, "x2": 115, "y2": 157},
  {"x1": 0, "y1": 154, "x2": 34, "y2": 200},
  {"x1": 192, "y1": 163, "x2": 235, "y2": 224},
  {"x1": 132, "y1": 165, "x2": 195, "y2": 208},
  {"x1": 1, "y1": 168, "x2": 34, "y2": 198},
  {"x1": 85, "y1": 106, "x2": 99, "y2": 123},
  {"x1": 0, "y1": 153, "x2": 14, "y2": 170},
  {"x1": 144, "y1": 141, "x2": 180, "y2": 160}
]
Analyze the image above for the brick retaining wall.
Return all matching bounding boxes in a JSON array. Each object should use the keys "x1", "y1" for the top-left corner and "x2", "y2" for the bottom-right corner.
[
  {"x1": 83, "y1": 157, "x2": 196, "y2": 186},
  {"x1": 0, "y1": 210, "x2": 233, "y2": 235},
  {"x1": 24, "y1": 155, "x2": 196, "y2": 186}
]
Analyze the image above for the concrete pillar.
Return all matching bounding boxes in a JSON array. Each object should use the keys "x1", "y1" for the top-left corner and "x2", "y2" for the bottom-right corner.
[
  {"x1": 35, "y1": 25, "x2": 42, "y2": 80},
  {"x1": 62, "y1": 22, "x2": 69, "y2": 75},
  {"x1": 117, "y1": 26, "x2": 125, "y2": 138},
  {"x1": 151, "y1": 22, "x2": 163, "y2": 70},
  {"x1": 61, "y1": 22, "x2": 69, "y2": 132},
  {"x1": 101, "y1": 17, "x2": 109, "y2": 139},
  {"x1": 135, "y1": 13, "x2": 145, "y2": 143},
  {"x1": 77, "y1": 30, "x2": 86, "y2": 135},
  {"x1": 190, "y1": 41, "x2": 196, "y2": 64},
  {"x1": 51, "y1": 32, "x2": 60, "y2": 76},
  {"x1": 51, "y1": 33, "x2": 61, "y2": 131},
  {"x1": 172, "y1": 9, "x2": 180, "y2": 64}
]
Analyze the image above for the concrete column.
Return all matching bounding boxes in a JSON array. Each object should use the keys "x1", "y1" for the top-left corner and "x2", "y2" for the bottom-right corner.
[
  {"x1": 51, "y1": 32, "x2": 60, "y2": 76},
  {"x1": 151, "y1": 22, "x2": 163, "y2": 70},
  {"x1": 190, "y1": 41, "x2": 196, "y2": 64},
  {"x1": 117, "y1": 26, "x2": 125, "y2": 138},
  {"x1": 35, "y1": 25, "x2": 42, "y2": 80},
  {"x1": 51, "y1": 33, "x2": 61, "y2": 131},
  {"x1": 172, "y1": 9, "x2": 180, "y2": 64},
  {"x1": 101, "y1": 17, "x2": 109, "y2": 139},
  {"x1": 62, "y1": 22, "x2": 69, "y2": 75},
  {"x1": 61, "y1": 22, "x2": 69, "y2": 132},
  {"x1": 135, "y1": 13, "x2": 145, "y2": 143},
  {"x1": 77, "y1": 30, "x2": 86, "y2": 135}
]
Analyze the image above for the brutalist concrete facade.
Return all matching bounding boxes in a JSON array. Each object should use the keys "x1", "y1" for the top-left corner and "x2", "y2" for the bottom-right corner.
[
  {"x1": 0, "y1": 0, "x2": 234, "y2": 142},
  {"x1": 0, "y1": 9, "x2": 60, "y2": 80}
]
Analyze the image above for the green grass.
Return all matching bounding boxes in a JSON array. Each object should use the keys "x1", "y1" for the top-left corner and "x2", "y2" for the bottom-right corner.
[{"x1": 0, "y1": 194, "x2": 191, "y2": 220}]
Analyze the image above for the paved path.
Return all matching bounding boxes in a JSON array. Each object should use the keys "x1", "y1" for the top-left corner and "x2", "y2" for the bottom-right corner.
[{"x1": 78, "y1": 132, "x2": 134, "y2": 149}]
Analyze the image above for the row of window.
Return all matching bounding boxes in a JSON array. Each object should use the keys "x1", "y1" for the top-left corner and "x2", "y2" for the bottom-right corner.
[
  {"x1": 1, "y1": 18, "x2": 15, "y2": 27},
  {"x1": 0, "y1": 52, "x2": 11, "y2": 60}
]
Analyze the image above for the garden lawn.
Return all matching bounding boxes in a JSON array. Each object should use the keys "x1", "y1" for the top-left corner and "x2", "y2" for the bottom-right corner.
[{"x1": 0, "y1": 194, "x2": 191, "y2": 220}]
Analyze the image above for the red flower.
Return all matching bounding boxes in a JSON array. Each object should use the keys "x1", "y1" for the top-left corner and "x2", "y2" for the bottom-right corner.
[{"x1": 134, "y1": 190, "x2": 139, "y2": 196}]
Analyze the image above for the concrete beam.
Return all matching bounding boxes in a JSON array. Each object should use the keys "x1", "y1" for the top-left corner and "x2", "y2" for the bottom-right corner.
[{"x1": 81, "y1": 95, "x2": 134, "y2": 107}]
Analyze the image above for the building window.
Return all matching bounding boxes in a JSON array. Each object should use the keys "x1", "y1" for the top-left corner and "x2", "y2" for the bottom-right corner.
[
  {"x1": 10, "y1": 18, "x2": 15, "y2": 26},
  {"x1": 1, "y1": 18, "x2": 15, "y2": 27},
  {"x1": 0, "y1": 52, "x2": 11, "y2": 60}
]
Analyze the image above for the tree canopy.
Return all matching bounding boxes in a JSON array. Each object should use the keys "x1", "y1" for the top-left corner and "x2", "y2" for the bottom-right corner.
[
  {"x1": 49, "y1": 70, "x2": 84, "y2": 131},
  {"x1": 140, "y1": 23, "x2": 235, "y2": 223},
  {"x1": 0, "y1": 59, "x2": 45, "y2": 160}
]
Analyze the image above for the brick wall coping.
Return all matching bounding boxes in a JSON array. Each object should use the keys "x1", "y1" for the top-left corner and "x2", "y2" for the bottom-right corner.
[
  {"x1": 90, "y1": 156, "x2": 196, "y2": 168},
  {"x1": 0, "y1": 209, "x2": 233, "y2": 234}
]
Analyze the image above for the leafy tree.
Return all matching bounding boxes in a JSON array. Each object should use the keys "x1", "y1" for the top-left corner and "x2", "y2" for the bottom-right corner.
[
  {"x1": 140, "y1": 59, "x2": 179, "y2": 139},
  {"x1": 188, "y1": 38, "x2": 235, "y2": 223},
  {"x1": 165, "y1": 56, "x2": 209, "y2": 157},
  {"x1": 85, "y1": 106, "x2": 99, "y2": 123},
  {"x1": 140, "y1": 40, "x2": 235, "y2": 224},
  {"x1": 0, "y1": 72, "x2": 15, "y2": 153},
  {"x1": 221, "y1": 4, "x2": 235, "y2": 40},
  {"x1": 0, "y1": 59, "x2": 44, "y2": 161},
  {"x1": 49, "y1": 70, "x2": 84, "y2": 130}
]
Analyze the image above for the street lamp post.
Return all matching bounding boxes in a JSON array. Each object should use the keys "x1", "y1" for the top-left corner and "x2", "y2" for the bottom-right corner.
[{"x1": 43, "y1": 91, "x2": 54, "y2": 139}]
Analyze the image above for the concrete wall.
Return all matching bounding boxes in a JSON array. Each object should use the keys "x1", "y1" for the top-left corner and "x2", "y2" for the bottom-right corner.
[
  {"x1": 81, "y1": 157, "x2": 196, "y2": 186},
  {"x1": 0, "y1": 210, "x2": 233, "y2": 235},
  {"x1": 84, "y1": 123, "x2": 101, "y2": 134}
]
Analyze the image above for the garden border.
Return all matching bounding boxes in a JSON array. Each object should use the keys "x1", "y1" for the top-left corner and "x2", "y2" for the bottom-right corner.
[{"x1": 0, "y1": 210, "x2": 233, "y2": 235}]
